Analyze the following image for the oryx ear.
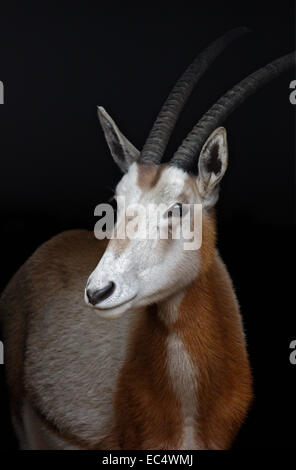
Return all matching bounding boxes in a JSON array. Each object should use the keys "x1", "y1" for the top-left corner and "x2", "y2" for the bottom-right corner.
[
  {"x1": 196, "y1": 127, "x2": 228, "y2": 208},
  {"x1": 97, "y1": 106, "x2": 140, "y2": 172}
]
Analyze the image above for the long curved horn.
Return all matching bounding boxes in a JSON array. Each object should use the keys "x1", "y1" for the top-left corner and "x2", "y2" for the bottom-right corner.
[
  {"x1": 171, "y1": 51, "x2": 295, "y2": 170},
  {"x1": 140, "y1": 27, "x2": 250, "y2": 164}
]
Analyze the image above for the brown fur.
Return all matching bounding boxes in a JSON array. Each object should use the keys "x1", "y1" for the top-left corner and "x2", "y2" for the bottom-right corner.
[
  {"x1": 137, "y1": 163, "x2": 166, "y2": 189},
  {"x1": 0, "y1": 230, "x2": 107, "y2": 425},
  {"x1": 113, "y1": 305, "x2": 183, "y2": 449},
  {"x1": 176, "y1": 258, "x2": 252, "y2": 449},
  {"x1": 0, "y1": 212, "x2": 252, "y2": 450},
  {"x1": 111, "y1": 212, "x2": 252, "y2": 449}
]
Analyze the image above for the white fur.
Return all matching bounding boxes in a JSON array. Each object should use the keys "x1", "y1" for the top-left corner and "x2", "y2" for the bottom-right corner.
[
  {"x1": 86, "y1": 164, "x2": 200, "y2": 317},
  {"x1": 167, "y1": 332, "x2": 199, "y2": 450},
  {"x1": 24, "y1": 292, "x2": 139, "y2": 445}
]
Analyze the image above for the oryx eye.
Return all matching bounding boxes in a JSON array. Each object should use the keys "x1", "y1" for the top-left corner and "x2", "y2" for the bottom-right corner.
[{"x1": 164, "y1": 203, "x2": 183, "y2": 218}]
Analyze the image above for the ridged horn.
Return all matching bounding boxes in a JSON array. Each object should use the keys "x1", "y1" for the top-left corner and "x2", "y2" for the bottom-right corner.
[
  {"x1": 140, "y1": 27, "x2": 250, "y2": 164},
  {"x1": 171, "y1": 51, "x2": 295, "y2": 170}
]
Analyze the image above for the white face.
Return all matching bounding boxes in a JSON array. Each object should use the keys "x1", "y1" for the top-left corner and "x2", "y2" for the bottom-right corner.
[
  {"x1": 85, "y1": 108, "x2": 227, "y2": 318},
  {"x1": 85, "y1": 163, "x2": 202, "y2": 318}
]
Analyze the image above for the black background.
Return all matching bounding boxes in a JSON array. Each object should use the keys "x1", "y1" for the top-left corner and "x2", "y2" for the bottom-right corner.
[{"x1": 0, "y1": 3, "x2": 295, "y2": 449}]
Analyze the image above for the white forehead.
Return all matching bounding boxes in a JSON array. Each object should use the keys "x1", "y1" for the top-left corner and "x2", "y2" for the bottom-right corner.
[
  {"x1": 158, "y1": 165, "x2": 188, "y2": 194},
  {"x1": 115, "y1": 163, "x2": 195, "y2": 204},
  {"x1": 116, "y1": 163, "x2": 141, "y2": 201}
]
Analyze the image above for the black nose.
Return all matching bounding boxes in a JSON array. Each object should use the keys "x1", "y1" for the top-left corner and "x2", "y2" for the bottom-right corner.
[{"x1": 86, "y1": 282, "x2": 115, "y2": 306}]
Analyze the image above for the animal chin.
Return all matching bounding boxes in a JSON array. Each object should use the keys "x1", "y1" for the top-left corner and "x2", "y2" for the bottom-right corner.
[{"x1": 91, "y1": 294, "x2": 138, "y2": 319}]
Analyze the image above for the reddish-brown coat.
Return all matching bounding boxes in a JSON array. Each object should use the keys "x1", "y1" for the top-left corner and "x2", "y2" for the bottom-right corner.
[{"x1": 112, "y1": 212, "x2": 252, "y2": 449}]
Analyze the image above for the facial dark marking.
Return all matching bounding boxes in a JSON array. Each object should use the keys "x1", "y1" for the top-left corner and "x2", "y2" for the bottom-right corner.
[
  {"x1": 137, "y1": 163, "x2": 167, "y2": 189},
  {"x1": 206, "y1": 143, "x2": 222, "y2": 174}
]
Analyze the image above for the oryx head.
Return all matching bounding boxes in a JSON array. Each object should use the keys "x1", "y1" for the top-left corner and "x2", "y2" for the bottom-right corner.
[{"x1": 85, "y1": 27, "x2": 294, "y2": 318}]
